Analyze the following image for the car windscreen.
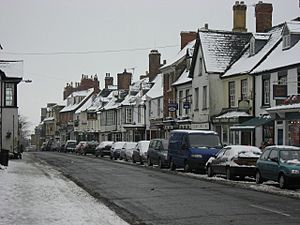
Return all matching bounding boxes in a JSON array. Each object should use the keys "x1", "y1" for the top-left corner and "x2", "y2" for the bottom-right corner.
[
  {"x1": 188, "y1": 133, "x2": 221, "y2": 148},
  {"x1": 280, "y1": 150, "x2": 300, "y2": 164},
  {"x1": 67, "y1": 143, "x2": 76, "y2": 148},
  {"x1": 162, "y1": 140, "x2": 169, "y2": 151}
]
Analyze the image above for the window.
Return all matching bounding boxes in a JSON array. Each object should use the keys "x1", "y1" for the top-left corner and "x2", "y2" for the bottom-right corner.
[
  {"x1": 298, "y1": 67, "x2": 300, "y2": 94},
  {"x1": 250, "y1": 38, "x2": 255, "y2": 55},
  {"x1": 222, "y1": 125, "x2": 229, "y2": 144},
  {"x1": 157, "y1": 98, "x2": 161, "y2": 116},
  {"x1": 148, "y1": 101, "x2": 152, "y2": 118},
  {"x1": 107, "y1": 111, "x2": 115, "y2": 125},
  {"x1": 278, "y1": 70, "x2": 287, "y2": 85},
  {"x1": 125, "y1": 108, "x2": 132, "y2": 124},
  {"x1": 5, "y1": 83, "x2": 16, "y2": 107},
  {"x1": 268, "y1": 150, "x2": 278, "y2": 161},
  {"x1": 194, "y1": 88, "x2": 199, "y2": 110},
  {"x1": 241, "y1": 79, "x2": 248, "y2": 100},
  {"x1": 179, "y1": 91, "x2": 183, "y2": 116},
  {"x1": 283, "y1": 34, "x2": 291, "y2": 49},
  {"x1": 138, "y1": 106, "x2": 141, "y2": 123},
  {"x1": 228, "y1": 81, "x2": 235, "y2": 108},
  {"x1": 202, "y1": 86, "x2": 207, "y2": 109},
  {"x1": 262, "y1": 76, "x2": 270, "y2": 106},
  {"x1": 185, "y1": 89, "x2": 190, "y2": 115},
  {"x1": 198, "y1": 57, "x2": 203, "y2": 76}
]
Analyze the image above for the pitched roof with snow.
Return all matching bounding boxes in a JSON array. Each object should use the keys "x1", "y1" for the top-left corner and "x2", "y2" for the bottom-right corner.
[
  {"x1": 102, "y1": 90, "x2": 121, "y2": 110},
  {"x1": 223, "y1": 24, "x2": 284, "y2": 77},
  {"x1": 252, "y1": 22, "x2": 300, "y2": 74},
  {"x1": 161, "y1": 40, "x2": 196, "y2": 70},
  {"x1": 198, "y1": 29, "x2": 251, "y2": 74},
  {"x1": 60, "y1": 88, "x2": 94, "y2": 113},
  {"x1": 145, "y1": 74, "x2": 163, "y2": 99},
  {"x1": 172, "y1": 69, "x2": 191, "y2": 86},
  {"x1": 285, "y1": 20, "x2": 300, "y2": 34}
]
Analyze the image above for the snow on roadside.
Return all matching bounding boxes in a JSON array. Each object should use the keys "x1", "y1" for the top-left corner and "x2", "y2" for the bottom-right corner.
[{"x1": 0, "y1": 157, "x2": 130, "y2": 225}]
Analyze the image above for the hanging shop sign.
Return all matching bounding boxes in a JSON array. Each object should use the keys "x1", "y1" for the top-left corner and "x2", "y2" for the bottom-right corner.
[
  {"x1": 168, "y1": 102, "x2": 178, "y2": 112},
  {"x1": 183, "y1": 101, "x2": 191, "y2": 109}
]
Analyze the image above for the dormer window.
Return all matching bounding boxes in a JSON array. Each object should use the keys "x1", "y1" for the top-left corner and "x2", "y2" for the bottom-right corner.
[
  {"x1": 283, "y1": 34, "x2": 291, "y2": 49},
  {"x1": 250, "y1": 38, "x2": 255, "y2": 56}
]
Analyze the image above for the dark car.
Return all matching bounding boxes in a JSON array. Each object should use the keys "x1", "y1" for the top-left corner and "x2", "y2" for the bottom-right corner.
[
  {"x1": 110, "y1": 142, "x2": 126, "y2": 160},
  {"x1": 206, "y1": 145, "x2": 261, "y2": 180},
  {"x1": 147, "y1": 139, "x2": 169, "y2": 168},
  {"x1": 82, "y1": 141, "x2": 99, "y2": 155},
  {"x1": 132, "y1": 141, "x2": 150, "y2": 164},
  {"x1": 95, "y1": 141, "x2": 113, "y2": 157},
  {"x1": 65, "y1": 140, "x2": 77, "y2": 153},
  {"x1": 256, "y1": 145, "x2": 300, "y2": 189}
]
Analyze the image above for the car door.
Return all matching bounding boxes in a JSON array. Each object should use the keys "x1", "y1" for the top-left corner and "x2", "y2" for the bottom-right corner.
[
  {"x1": 266, "y1": 149, "x2": 280, "y2": 181},
  {"x1": 212, "y1": 149, "x2": 227, "y2": 174},
  {"x1": 148, "y1": 140, "x2": 155, "y2": 161},
  {"x1": 257, "y1": 149, "x2": 271, "y2": 178}
]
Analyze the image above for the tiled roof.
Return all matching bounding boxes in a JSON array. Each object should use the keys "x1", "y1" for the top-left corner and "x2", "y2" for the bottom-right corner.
[
  {"x1": 199, "y1": 29, "x2": 251, "y2": 73},
  {"x1": 223, "y1": 24, "x2": 284, "y2": 77}
]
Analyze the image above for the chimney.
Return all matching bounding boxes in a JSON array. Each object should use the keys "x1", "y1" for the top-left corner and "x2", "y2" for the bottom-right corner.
[
  {"x1": 232, "y1": 1, "x2": 247, "y2": 32},
  {"x1": 148, "y1": 49, "x2": 161, "y2": 82},
  {"x1": 180, "y1": 31, "x2": 197, "y2": 50},
  {"x1": 105, "y1": 73, "x2": 113, "y2": 89},
  {"x1": 117, "y1": 69, "x2": 132, "y2": 90},
  {"x1": 255, "y1": 1, "x2": 273, "y2": 32}
]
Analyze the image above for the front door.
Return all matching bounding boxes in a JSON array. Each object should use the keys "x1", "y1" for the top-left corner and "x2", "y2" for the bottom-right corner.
[{"x1": 241, "y1": 131, "x2": 251, "y2": 145}]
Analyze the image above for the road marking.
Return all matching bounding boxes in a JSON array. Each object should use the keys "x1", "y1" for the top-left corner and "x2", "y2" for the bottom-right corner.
[{"x1": 250, "y1": 204, "x2": 291, "y2": 217}]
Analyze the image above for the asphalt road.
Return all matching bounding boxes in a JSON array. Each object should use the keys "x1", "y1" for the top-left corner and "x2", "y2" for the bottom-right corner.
[{"x1": 31, "y1": 152, "x2": 300, "y2": 225}]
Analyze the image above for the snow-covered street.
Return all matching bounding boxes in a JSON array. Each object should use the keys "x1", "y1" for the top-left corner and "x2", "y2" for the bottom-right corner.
[{"x1": 0, "y1": 156, "x2": 129, "y2": 225}]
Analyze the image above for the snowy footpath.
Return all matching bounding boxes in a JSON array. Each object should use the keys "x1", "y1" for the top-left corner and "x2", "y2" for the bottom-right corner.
[{"x1": 0, "y1": 155, "x2": 130, "y2": 225}]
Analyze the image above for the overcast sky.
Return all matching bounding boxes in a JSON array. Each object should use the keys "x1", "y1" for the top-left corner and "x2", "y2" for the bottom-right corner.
[{"x1": 1, "y1": 0, "x2": 299, "y2": 132}]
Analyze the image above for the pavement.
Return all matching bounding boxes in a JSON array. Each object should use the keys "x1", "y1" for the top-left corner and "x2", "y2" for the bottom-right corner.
[{"x1": 0, "y1": 153, "x2": 130, "y2": 225}]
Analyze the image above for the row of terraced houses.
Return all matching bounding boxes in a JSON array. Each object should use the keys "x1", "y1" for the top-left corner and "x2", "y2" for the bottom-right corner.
[{"x1": 32, "y1": 1, "x2": 300, "y2": 149}]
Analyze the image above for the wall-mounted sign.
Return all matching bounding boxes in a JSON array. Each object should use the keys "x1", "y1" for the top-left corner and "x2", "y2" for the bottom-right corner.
[
  {"x1": 183, "y1": 101, "x2": 190, "y2": 109},
  {"x1": 168, "y1": 102, "x2": 178, "y2": 112},
  {"x1": 273, "y1": 85, "x2": 287, "y2": 99}
]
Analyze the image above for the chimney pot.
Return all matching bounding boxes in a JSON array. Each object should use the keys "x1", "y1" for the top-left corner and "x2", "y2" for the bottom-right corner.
[
  {"x1": 255, "y1": 2, "x2": 273, "y2": 32},
  {"x1": 232, "y1": 0, "x2": 247, "y2": 32},
  {"x1": 204, "y1": 23, "x2": 209, "y2": 29}
]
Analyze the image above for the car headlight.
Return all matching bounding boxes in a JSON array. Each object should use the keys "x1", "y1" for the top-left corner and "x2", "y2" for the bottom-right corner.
[
  {"x1": 191, "y1": 154, "x2": 202, "y2": 158},
  {"x1": 290, "y1": 169, "x2": 300, "y2": 174}
]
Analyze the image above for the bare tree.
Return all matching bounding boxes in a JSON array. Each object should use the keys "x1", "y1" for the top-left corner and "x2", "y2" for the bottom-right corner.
[{"x1": 18, "y1": 114, "x2": 32, "y2": 147}]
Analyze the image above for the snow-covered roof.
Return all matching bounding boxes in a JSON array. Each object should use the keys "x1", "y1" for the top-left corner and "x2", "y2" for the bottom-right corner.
[
  {"x1": 253, "y1": 33, "x2": 271, "y2": 40},
  {"x1": 266, "y1": 103, "x2": 300, "y2": 112},
  {"x1": 215, "y1": 111, "x2": 251, "y2": 119},
  {"x1": 102, "y1": 90, "x2": 121, "y2": 110},
  {"x1": 146, "y1": 74, "x2": 163, "y2": 99},
  {"x1": 0, "y1": 60, "x2": 23, "y2": 77},
  {"x1": 285, "y1": 20, "x2": 300, "y2": 34},
  {"x1": 252, "y1": 31, "x2": 300, "y2": 74},
  {"x1": 161, "y1": 40, "x2": 195, "y2": 70},
  {"x1": 43, "y1": 117, "x2": 54, "y2": 122},
  {"x1": 199, "y1": 29, "x2": 251, "y2": 73},
  {"x1": 60, "y1": 88, "x2": 94, "y2": 113},
  {"x1": 75, "y1": 94, "x2": 95, "y2": 114},
  {"x1": 172, "y1": 69, "x2": 191, "y2": 86},
  {"x1": 223, "y1": 24, "x2": 284, "y2": 77}
]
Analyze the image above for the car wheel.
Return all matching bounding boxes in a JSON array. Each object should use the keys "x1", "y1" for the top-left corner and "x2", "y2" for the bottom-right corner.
[
  {"x1": 147, "y1": 157, "x2": 153, "y2": 166},
  {"x1": 100, "y1": 154, "x2": 104, "y2": 157},
  {"x1": 170, "y1": 159, "x2": 176, "y2": 171},
  {"x1": 159, "y1": 158, "x2": 164, "y2": 169},
  {"x1": 110, "y1": 155, "x2": 113, "y2": 160},
  {"x1": 279, "y1": 174, "x2": 287, "y2": 189},
  {"x1": 207, "y1": 165, "x2": 214, "y2": 177},
  {"x1": 255, "y1": 171, "x2": 263, "y2": 184},
  {"x1": 132, "y1": 158, "x2": 136, "y2": 163},
  {"x1": 184, "y1": 162, "x2": 191, "y2": 172},
  {"x1": 226, "y1": 167, "x2": 233, "y2": 180}
]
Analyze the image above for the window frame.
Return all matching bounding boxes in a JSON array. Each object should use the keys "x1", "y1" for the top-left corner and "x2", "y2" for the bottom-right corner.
[
  {"x1": 241, "y1": 79, "x2": 248, "y2": 101},
  {"x1": 228, "y1": 81, "x2": 236, "y2": 108},
  {"x1": 4, "y1": 82, "x2": 17, "y2": 107},
  {"x1": 194, "y1": 87, "x2": 199, "y2": 110},
  {"x1": 262, "y1": 75, "x2": 270, "y2": 106}
]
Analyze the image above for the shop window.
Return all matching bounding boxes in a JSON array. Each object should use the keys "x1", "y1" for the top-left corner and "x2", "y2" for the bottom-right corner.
[{"x1": 288, "y1": 120, "x2": 300, "y2": 147}]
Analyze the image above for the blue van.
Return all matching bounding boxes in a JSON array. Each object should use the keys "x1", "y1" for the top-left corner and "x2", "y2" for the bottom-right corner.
[{"x1": 168, "y1": 130, "x2": 222, "y2": 172}]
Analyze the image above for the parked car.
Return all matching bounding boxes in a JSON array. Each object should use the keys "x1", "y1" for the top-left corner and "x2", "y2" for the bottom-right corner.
[
  {"x1": 65, "y1": 140, "x2": 77, "y2": 153},
  {"x1": 75, "y1": 141, "x2": 87, "y2": 155},
  {"x1": 132, "y1": 141, "x2": 150, "y2": 164},
  {"x1": 95, "y1": 141, "x2": 114, "y2": 157},
  {"x1": 168, "y1": 130, "x2": 222, "y2": 172},
  {"x1": 147, "y1": 139, "x2": 169, "y2": 168},
  {"x1": 206, "y1": 145, "x2": 262, "y2": 180},
  {"x1": 81, "y1": 141, "x2": 99, "y2": 155},
  {"x1": 256, "y1": 145, "x2": 300, "y2": 189},
  {"x1": 124, "y1": 142, "x2": 137, "y2": 161},
  {"x1": 110, "y1": 142, "x2": 126, "y2": 160}
]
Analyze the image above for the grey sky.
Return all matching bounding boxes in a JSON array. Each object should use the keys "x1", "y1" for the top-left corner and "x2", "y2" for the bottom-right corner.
[{"x1": 0, "y1": 0, "x2": 299, "y2": 132}]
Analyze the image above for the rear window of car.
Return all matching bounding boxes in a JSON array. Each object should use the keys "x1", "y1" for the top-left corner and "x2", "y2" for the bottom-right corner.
[{"x1": 260, "y1": 149, "x2": 271, "y2": 160}]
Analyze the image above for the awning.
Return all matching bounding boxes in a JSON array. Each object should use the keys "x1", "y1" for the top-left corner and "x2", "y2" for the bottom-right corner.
[{"x1": 230, "y1": 116, "x2": 273, "y2": 130}]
